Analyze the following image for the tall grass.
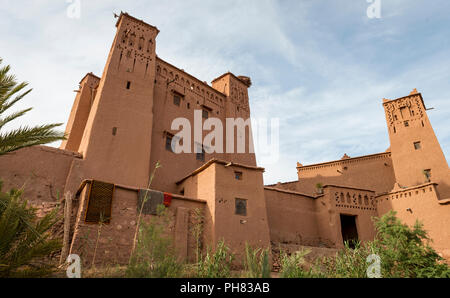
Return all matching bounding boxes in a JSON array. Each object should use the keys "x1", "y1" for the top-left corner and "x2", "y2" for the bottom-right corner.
[
  {"x1": 243, "y1": 243, "x2": 271, "y2": 278},
  {"x1": 196, "y1": 240, "x2": 234, "y2": 278},
  {"x1": 126, "y1": 205, "x2": 183, "y2": 278}
]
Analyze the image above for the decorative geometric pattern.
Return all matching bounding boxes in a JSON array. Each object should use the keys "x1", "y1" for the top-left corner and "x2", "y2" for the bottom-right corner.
[{"x1": 85, "y1": 180, "x2": 114, "y2": 224}]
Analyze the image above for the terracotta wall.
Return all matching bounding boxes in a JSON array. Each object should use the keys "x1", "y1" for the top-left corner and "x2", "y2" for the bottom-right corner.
[
  {"x1": 321, "y1": 185, "x2": 378, "y2": 248},
  {"x1": 264, "y1": 188, "x2": 321, "y2": 246},
  {"x1": 377, "y1": 183, "x2": 450, "y2": 260},
  {"x1": 177, "y1": 161, "x2": 271, "y2": 260},
  {"x1": 0, "y1": 146, "x2": 81, "y2": 212},
  {"x1": 276, "y1": 152, "x2": 396, "y2": 196},
  {"x1": 149, "y1": 60, "x2": 256, "y2": 194},
  {"x1": 69, "y1": 182, "x2": 206, "y2": 266}
]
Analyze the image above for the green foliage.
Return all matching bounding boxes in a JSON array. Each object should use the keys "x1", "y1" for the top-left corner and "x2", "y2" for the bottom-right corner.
[
  {"x1": 372, "y1": 211, "x2": 450, "y2": 278},
  {"x1": 0, "y1": 181, "x2": 62, "y2": 277},
  {"x1": 243, "y1": 243, "x2": 271, "y2": 278},
  {"x1": 196, "y1": 240, "x2": 234, "y2": 278},
  {"x1": 0, "y1": 58, "x2": 65, "y2": 155},
  {"x1": 316, "y1": 241, "x2": 375, "y2": 278},
  {"x1": 284, "y1": 211, "x2": 450, "y2": 278},
  {"x1": 126, "y1": 204, "x2": 183, "y2": 278},
  {"x1": 190, "y1": 208, "x2": 204, "y2": 264},
  {"x1": 279, "y1": 248, "x2": 316, "y2": 278}
]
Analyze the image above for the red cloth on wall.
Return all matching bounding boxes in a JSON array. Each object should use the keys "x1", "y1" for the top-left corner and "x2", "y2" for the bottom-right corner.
[{"x1": 163, "y1": 192, "x2": 172, "y2": 207}]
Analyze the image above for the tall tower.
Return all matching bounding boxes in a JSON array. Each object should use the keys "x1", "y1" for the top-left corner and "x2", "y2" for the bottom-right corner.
[
  {"x1": 77, "y1": 13, "x2": 159, "y2": 187},
  {"x1": 212, "y1": 73, "x2": 256, "y2": 166},
  {"x1": 383, "y1": 89, "x2": 450, "y2": 199}
]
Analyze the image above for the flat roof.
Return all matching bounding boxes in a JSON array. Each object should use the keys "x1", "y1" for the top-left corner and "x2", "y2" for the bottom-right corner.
[
  {"x1": 176, "y1": 158, "x2": 265, "y2": 185},
  {"x1": 297, "y1": 151, "x2": 391, "y2": 170}
]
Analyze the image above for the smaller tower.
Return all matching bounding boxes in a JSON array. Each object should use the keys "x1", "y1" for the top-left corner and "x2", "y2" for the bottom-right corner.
[
  {"x1": 383, "y1": 89, "x2": 450, "y2": 199},
  {"x1": 212, "y1": 73, "x2": 256, "y2": 166},
  {"x1": 60, "y1": 73, "x2": 100, "y2": 152}
]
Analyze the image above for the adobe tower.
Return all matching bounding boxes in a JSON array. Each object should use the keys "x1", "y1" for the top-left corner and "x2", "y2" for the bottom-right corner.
[
  {"x1": 62, "y1": 13, "x2": 159, "y2": 187},
  {"x1": 383, "y1": 89, "x2": 450, "y2": 199}
]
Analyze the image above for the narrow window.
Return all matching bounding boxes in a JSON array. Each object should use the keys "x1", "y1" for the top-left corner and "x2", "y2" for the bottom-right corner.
[
  {"x1": 126, "y1": 81, "x2": 131, "y2": 89},
  {"x1": 196, "y1": 145, "x2": 205, "y2": 161},
  {"x1": 424, "y1": 169, "x2": 431, "y2": 181},
  {"x1": 187, "y1": 102, "x2": 190, "y2": 109},
  {"x1": 414, "y1": 141, "x2": 421, "y2": 150},
  {"x1": 235, "y1": 171, "x2": 243, "y2": 180},
  {"x1": 173, "y1": 94, "x2": 181, "y2": 106},
  {"x1": 166, "y1": 135, "x2": 173, "y2": 152},
  {"x1": 202, "y1": 109, "x2": 209, "y2": 119},
  {"x1": 112, "y1": 127, "x2": 117, "y2": 136},
  {"x1": 235, "y1": 198, "x2": 247, "y2": 216},
  {"x1": 404, "y1": 121, "x2": 409, "y2": 127}
]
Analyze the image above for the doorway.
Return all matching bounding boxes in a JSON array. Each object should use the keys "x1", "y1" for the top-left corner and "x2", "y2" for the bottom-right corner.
[{"x1": 340, "y1": 214, "x2": 359, "y2": 249}]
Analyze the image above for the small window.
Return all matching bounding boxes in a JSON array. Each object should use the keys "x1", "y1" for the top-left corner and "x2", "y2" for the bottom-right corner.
[
  {"x1": 424, "y1": 169, "x2": 431, "y2": 180},
  {"x1": 202, "y1": 109, "x2": 209, "y2": 119},
  {"x1": 166, "y1": 135, "x2": 174, "y2": 152},
  {"x1": 187, "y1": 102, "x2": 190, "y2": 109},
  {"x1": 235, "y1": 198, "x2": 247, "y2": 216},
  {"x1": 196, "y1": 145, "x2": 205, "y2": 161},
  {"x1": 235, "y1": 171, "x2": 243, "y2": 180},
  {"x1": 404, "y1": 121, "x2": 409, "y2": 127},
  {"x1": 173, "y1": 94, "x2": 181, "y2": 106},
  {"x1": 112, "y1": 127, "x2": 117, "y2": 136},
  {"x1": 414, "y1": 141, "x2": 421, "y2": 150},
  {"x1": 126, "y1": 81, "x2": 131, "y2": 89}
]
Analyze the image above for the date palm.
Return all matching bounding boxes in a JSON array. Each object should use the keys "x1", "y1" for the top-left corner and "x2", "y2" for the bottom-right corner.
[{"x1": 0, "y1": 58, "x2": 65, "y2": 155}]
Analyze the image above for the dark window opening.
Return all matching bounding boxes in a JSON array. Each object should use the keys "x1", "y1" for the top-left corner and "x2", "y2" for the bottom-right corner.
[
  {"x1": 393, "y1": 126, "x2": 396, "y2": 133},
  {"x1": 126, "y1": 81, "x2": 131, "y2": 89},
  {"x1": 202, "y1": 109, "x2": 209, "y2": 119},
  {"x1": 187, "y1": 103, "x2": 190, "y2": 109},
  {"x1": 196, "y1": 145, "x2": 205, "y2": 161},
  {"x1": 235, "y1": 198, "x2": 247, "y2": 216},
  {"x1": 173, "y1": 94, "x2": 181, "y2": 106},
  {"x1": 414, "y1": 141, "x2": 421, "y2": 150},
  {"x1": 235, "y1": 171, "x2": 243, "y2": 180},
  {"x1": 112, "y1": 127, "x2": 117, "y2": 136},
  {"x1": 340, "y1": 214, "x2": 358, "y2": 249},
  {"x1": 424, "y1": 169, "x2": 431, "y2": 181},
  {"x1": 404, "y1": 121, "x2": 409, "y2": 127},
  {"x1": 166, "y1": 135, "x2": 174, "y2": 152}
]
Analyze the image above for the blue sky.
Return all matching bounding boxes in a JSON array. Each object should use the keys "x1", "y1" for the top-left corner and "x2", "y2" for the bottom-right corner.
[{"x1": 0, "y1": 0, "x2": 449, "y2": 184}]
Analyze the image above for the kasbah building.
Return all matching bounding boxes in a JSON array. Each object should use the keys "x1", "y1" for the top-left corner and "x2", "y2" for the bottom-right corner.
[{"x1": 1, "y1": 12, "x2": 449, "y2": 266}]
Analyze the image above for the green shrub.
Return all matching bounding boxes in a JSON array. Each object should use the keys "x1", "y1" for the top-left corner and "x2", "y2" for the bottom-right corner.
[
  {"x1": 243, "y1": 243, "x2": 271, "y2": 278},
  {"x1": 196, "y1": 240, "x2": 234, "y2": 278},
  {"x1": 279, "y1": 248, "x2": 316, "y2": 278},
  {"x1": 126, "y1": 205, "x2": 182, "y2": 278},
  {"x1": 308, "y1": 211, "x2": 450, "y2": 278},
  {"x1": 372, "y1": 211, "x2": 450, "y2": 278},
  {"x1": 316, "y1": 241, "x2": 375, "y2": 278},
  {"x1": 0, "y1": 181, "x2": 62, "y2": 277}
]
